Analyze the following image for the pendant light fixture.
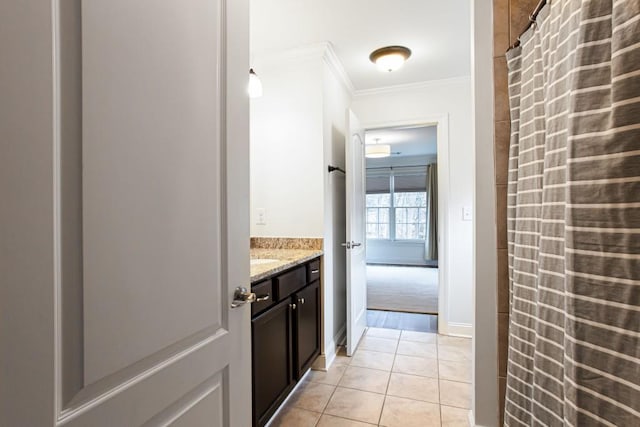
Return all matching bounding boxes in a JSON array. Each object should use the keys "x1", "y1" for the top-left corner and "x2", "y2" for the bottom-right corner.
[
  {"x1": 369, "y1": 46, "x2": 412, "y2": 72},
  {"x1": 248, "y1": 68, "x2": 263, "y2": 98},
  {"x1": 365, "y1": 138, "x2": 391, "y2": 158}
]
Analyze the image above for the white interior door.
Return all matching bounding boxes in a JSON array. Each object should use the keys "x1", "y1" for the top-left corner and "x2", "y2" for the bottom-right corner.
[
  {"x1": 345, "y1": 110, "x2": 367, "y2": 356},
  {"x1": 0, "y1": 0, "x2": 251, "y2": 425}
]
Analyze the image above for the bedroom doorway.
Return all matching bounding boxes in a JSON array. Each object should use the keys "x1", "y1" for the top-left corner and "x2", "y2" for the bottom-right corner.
[{"x1": 364, "y1": 124, "x2": 440, "y2": 332}]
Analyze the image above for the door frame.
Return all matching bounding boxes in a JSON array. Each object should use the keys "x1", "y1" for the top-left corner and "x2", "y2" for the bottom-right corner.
[{"x1": 360, "y1": 114, "x2": 450, "y2": 335}]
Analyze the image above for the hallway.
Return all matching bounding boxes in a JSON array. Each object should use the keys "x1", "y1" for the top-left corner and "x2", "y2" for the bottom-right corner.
[{"x1": 269, "y1": 328, "x2": 471, "y2": 426}]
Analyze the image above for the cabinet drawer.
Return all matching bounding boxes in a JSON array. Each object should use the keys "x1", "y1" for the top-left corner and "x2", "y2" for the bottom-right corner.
[
  {"x1": 275, "y1": 266, "x2": 306, "y2": 300},
  {"x1": 251, "y1": 279, "x2": 274, "y2": 316},
  {"x1": 307, "y1": 259, "x2": 320, "y2": 283}
]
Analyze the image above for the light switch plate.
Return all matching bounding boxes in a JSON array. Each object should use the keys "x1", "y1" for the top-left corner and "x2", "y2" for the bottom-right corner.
[
  {"x1": 462, "y1": 206, "x2": 472, "y2": 221},
  {"x1": 256, "y1": 208, "x2": 266, "y2": 225}
]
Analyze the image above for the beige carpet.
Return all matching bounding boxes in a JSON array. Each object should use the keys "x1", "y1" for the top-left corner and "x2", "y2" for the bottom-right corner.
[{"x1": 367, "y1": 265, "x2": 438, "y2": 314}]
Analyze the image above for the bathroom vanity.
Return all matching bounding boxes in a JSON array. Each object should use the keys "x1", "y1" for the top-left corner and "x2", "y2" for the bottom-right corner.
[{"x1": 250, "y1": 250, "x2": 322, "y2": 427}]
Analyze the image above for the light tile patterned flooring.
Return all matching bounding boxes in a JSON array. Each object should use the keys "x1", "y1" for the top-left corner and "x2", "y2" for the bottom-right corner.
[{"x1": 269, "y1": 327, "x2": 471, "y2": 427}]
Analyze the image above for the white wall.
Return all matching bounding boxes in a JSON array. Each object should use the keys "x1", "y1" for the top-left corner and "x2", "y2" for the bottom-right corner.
[
  {"x1": 473, "y1": 0, "x2": 499, "y2": 424},
  {"x1": 250, "y1": 54, "x2": 324, "y2": 237},
  {"x1": 352, "y1": 77, "x2": 474, "y2": 331}
]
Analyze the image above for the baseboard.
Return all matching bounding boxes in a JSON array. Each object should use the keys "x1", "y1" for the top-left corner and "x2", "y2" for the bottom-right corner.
[
  {"x1": 312, "y1": 324, "x2": 346, "y2": 371},
  {"x1": 468, "y1": 409, "x2": 474, "y2": 427},
  {"x1": 312, "y1": 343, "x2": 335, "y2": 371},
  {"x1": 335, "y1": 324, "x2": 347, "y2": 347},
  {"x1": 440, "y1": 321, "x2": 473, "y2": 338}
]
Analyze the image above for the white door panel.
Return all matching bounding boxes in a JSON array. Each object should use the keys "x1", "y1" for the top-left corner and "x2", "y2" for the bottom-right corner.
[
  {"x1": 345, "y1": 110, "x2": 367, "y2": 356},
  {"x1": 0, "y1": 0, "x2": 250, "y2": 425},
  {"x1": 82, "y1": 0, "x2": 224, "y2": 384}
]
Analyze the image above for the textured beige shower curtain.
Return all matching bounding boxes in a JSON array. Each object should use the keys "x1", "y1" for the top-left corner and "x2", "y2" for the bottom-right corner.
[{"x1": 505, "y1": 1, "x2": 639, "y2": 426}]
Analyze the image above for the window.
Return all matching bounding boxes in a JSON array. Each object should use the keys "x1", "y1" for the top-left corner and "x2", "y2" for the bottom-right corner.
[
  {"x1": 366, "y1": 167, "x2": 428, "y2": 241},
  {"x1": 394, "y1": 192, "x2": 427, "y2": 240},
  {"x1": 366, "y1": 194, "x2": 391, "y2": 239}
]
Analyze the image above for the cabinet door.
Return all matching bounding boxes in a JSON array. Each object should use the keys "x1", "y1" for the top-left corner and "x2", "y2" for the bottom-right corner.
[
  {"x1": 252, "y1": 299, "x2": 294, "y2": 427},
  {"x1": 294, "y1": 281, "x2": 321, "y2": 378}
]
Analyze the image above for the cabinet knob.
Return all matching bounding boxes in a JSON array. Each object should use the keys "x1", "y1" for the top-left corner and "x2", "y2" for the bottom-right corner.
[
  {"x1": 311, "y1": 269, "x2": 319, "y2": 274},
  {"x1": 299, "y1": 297, "x2": 305, "y2": 305},
  {"x1": 290, "y1": 303, "x2": 297, "y2": 310}
]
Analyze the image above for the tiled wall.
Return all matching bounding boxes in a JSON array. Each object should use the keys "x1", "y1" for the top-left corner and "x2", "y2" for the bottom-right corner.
[{"x1": 493, "y1": 0, "x2": 540, "y2": 424}]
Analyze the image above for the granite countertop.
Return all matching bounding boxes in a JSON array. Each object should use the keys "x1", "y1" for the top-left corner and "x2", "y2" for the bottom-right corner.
[{"x1": 250, "y1": 248, "x2": 323, "y2": 282}]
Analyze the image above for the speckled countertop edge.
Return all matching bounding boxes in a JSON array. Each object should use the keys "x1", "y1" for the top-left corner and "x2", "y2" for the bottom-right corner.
[{"x1": 250, "y1": 248, "x2": 323, "y2": 283}]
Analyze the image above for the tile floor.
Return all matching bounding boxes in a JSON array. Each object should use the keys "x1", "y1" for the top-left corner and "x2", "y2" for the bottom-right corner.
[{"x1": 269, "y1": 327, "x2": 472, "y2": 427}]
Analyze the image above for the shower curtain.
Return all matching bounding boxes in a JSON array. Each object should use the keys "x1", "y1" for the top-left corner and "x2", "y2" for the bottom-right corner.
[
  {"x1": 505, "y1": 1, "x2": 639, "y2": 426},
  {"x1": 425, "y1": 163, "x2": 438, "y2": 260}
]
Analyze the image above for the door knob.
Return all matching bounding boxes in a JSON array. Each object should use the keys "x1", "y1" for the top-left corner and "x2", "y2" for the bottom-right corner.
[
  {"x1": 230, "y1": 287, "x2": 258, "y2": 308},
  {"x1": 341, "y1": 241, "x2": 362, "y2": 249}
]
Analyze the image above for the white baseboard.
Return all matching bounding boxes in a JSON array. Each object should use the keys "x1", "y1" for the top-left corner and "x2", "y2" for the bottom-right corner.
[
  {"x1": 440, "y1": 321, "x2": 473, "y2": 338},
  {"x1": 312, "y1": 324, "x2": 346, "y2": 371},
  {"x1": 468, "y1": 409, "x2": 474, "y2": 427},
  {"x1": 335, "y1": 324, "x2": 347, "y2": 347}
]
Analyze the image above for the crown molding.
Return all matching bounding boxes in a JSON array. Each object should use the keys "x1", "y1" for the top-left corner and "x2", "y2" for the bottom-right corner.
[
  {"x1": 353, "y1": 75, "x2": 472, "y2": 98},
  {"x1": 321, "y1": 43, "x2": 356, "y2": 96},
  {"x1": 252, "y1": 42, "x2": 355, "y2": 96}
]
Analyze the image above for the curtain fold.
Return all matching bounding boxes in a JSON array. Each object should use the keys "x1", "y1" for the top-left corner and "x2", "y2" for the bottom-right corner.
[
  {"x1": 425, "y1": 163, "x2": 437, "y2": 260},
  {"x1": 505, "y1": 1, "x2": 640, "y2": 426}
]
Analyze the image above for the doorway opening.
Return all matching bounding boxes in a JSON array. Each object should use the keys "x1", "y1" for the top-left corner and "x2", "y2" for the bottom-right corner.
[{"x1": 363, "y1": 124, "x2": 439, "y2": 333}]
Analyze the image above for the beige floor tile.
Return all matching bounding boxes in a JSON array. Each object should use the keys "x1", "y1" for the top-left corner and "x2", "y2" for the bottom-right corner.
[
  {"x1": 397, "y1": 341, "x2": 438, "y2": 358},
  {"x1": 270, "y1": 406, "x2": 321, "y2": 427},
  {"x1": 438, "y1": 345, "x2": 471, "y2": 363},
  {"x1": 367, "y1": 327, "x2": 401, "y2": 340},
  {"x1": 338, "y1": 366, "x2": 391, "y2": 394},
  {"x1": 392, "y1": 355, "x2": 439, "y2": 378},
  {"x1": 324, "y1": 387, "x2": 385, "y2": 425},
  {"x1": 317, "y1": 414, "x2": 377, "y2": 426},
  {"x1": 358, "y1": 336, "x2": 398, "y2": 354},
  {"x1": 437, "y1": 335, "x2": 471, "y2": 350},
  {"x1": 386, "y1": 373, "x2": 439, "y2": 403},
  {"x1": 440, "y1": 404, "x2": 470, "y2": 427},
  {"x1": 438, "y1": 360, "x2": 471, "y2": 383},
  {"x1": 287, "y1": 381, "x2": 335, "y2": 413},
  {"x1": 333, "y1": 354, "x2": 352, "y2": 367},
  {"x1": 439, "y1": 380, "x2": 471, "y2": 409},
  {"x1": 400, "y1": 330, "x2": 437, "y2": 343},
  {"x1": 379, "y1": 395, "x2": 441, "y2": 427},
  {"x1": 308, "y1": 363, "x2": 347, "y2": 386},
  {"x1": 350, "y1": 349, "x2": 395, "y2": 371}
]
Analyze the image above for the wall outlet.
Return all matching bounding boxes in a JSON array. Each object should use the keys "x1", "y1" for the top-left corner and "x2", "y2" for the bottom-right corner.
[
  {"x1": 256, "y1": 208, "x2": 266, "y2": 225},
  {"x1": 462, "y1": 206, "x2": 472, "y2": 221}
]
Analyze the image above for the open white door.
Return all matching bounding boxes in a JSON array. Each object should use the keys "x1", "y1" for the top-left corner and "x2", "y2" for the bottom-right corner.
[
  {"x1": 345, "y1": 110, "x2": 368, "y2": 356},
  {"x1": 1, "y1": 1, "x2": 251, "y2": 425}
]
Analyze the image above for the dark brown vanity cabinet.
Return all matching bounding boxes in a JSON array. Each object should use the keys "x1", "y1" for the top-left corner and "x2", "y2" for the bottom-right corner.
[{"x1": 251, "y1": 257, "x2": 321, "y2": 427}]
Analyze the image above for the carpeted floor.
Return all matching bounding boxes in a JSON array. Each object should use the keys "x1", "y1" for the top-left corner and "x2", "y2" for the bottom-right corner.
[{"x1": 366, "y1": 265, "x2": 439, "y2": 314}]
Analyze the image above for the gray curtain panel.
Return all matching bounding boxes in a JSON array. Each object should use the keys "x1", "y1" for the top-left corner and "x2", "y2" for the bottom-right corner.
[
  {"x1": 505, "y1": 1, "x2": 639, "y2": 426},
  {"x1": 425, "y1": 163, "x2": 438, "y2": 260}
]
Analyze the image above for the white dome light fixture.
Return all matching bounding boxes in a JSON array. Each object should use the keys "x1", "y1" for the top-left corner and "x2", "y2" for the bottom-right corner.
[
  {"x1": 248, "y1": 68, "x2": 263, "y2": 98},
  {"x1": 369, "y1": 46, "x2": 412, "y2": 72},
  {"x1": 365, "y1": 138, "x2": 391, "y2": 158}
]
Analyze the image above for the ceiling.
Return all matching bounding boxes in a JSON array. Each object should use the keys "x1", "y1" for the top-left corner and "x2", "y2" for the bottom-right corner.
[
  {"x1": 250, "y1": 0, "x2": 471, "y2": 91},
  {"x1": 365, "y1": 125, "x2": 437, "y2": 158}
]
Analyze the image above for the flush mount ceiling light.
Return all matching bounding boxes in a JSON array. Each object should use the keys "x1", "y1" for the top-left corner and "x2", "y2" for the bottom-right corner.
[
  {"x1": 369, "y1": 46, "x2": 412, "y2": 72},
  {"x1": 248, "y1": 68, "x2": 263, "y2": 98},
  {"x1": 365, "y1": 138, "x2": 391, "y2": 158}
]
